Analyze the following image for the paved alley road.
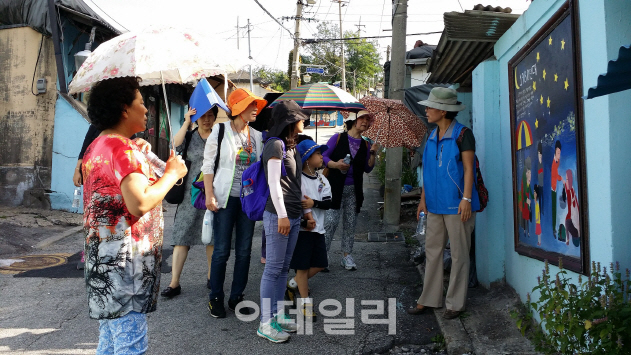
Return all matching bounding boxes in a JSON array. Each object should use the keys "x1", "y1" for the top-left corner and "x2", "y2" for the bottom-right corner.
[{"x1": 0, "y1": 124, "x2": 441, "y2": 354}]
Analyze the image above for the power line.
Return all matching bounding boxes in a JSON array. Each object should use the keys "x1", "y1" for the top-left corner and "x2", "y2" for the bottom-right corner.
[
  {"x1": 252, "y1": 0, "x2": 294, "y2": 39},
  {"x1": 88, "y1": 0, "x2": 130, "y2": 32},
  {"x1": 457, "y1": 0, "x2": 464, "y2": 11},
  {"x1": 377, "y1": 0, "x2": 386, "y2": 36},
  {"x1": 302, "y1": 31, "x2": 443, "y2": 43}
]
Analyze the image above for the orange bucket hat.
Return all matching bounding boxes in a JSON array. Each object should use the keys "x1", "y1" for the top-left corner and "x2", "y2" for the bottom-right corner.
[{"x1": 227, "y1": 88, "x2": 267, "y2": 117}]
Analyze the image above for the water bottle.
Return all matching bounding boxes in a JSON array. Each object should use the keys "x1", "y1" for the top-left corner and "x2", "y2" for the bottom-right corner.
[
  {"x1": 145, "y1": 151, "x2": 166, "y2": 177},
  {"x1": 341, "y1": 154, "x2": 351, "y2": 174},
  {"x1": 202, "y1": 210, "x2": 213, "y2": 244},
  {"x1": 242, "y1": 179, "x2": 254, "y2": 197},
  {"x1": 416, "y1": 212, "x2": 426, "y2": 237},
  {"x1": 72, "y1": 187, "x2": 82, "y2": 208}
]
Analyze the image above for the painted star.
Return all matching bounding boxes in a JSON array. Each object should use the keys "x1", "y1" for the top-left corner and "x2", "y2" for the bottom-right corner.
[
  {"x1": 554, "y1": 73, "x2": 558, "y2": 82},
  {"x1": 537, "y1": 52, "x2": 540, "y2": 62},
  {"x1": 564, "y1": 78, "x2": 569, "y2": 90},
  {"x1": 535, "y1": 118, "x2": 539, "y2": 128},
  {"x1": 543, "y1": 69, "x2": 547, "y2": 80},
  {"x1": 561, "y1": 39, "x2": 566, "y2": 50},
  {"x1": 540, "y1": 95, "x2": 544, "y2": 104},
  {"x1": 547, "y1": 97, "x2": 551, "y2": 108},
  {"x1": 549, "y1": 36, "x2": 553, "y2": 45},
  {"x1": 533, "y1": 81, "x2": 537, "y2": 91}
]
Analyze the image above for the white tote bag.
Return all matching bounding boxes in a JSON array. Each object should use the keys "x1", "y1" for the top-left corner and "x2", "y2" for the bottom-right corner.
[{"x1": 201, "y1": 210, "x2": 214, "y2": 244}]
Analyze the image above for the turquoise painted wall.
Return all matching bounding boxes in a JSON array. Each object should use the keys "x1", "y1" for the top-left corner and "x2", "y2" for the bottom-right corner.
[
  {"x1": 50, "y1": 97, "x2": 90, "y2": 212},
  {"x1": 456, "y1": 92, "x2": 473, "y2": 128},
  {"x1": 472, "y1": 0, "x2": 631, "y2": 300},
  {"x1": 603, "y1": 0, "x2": 631, "y2": 272},
  {"x1": 472, "y1": 58, "x2": 505, "y2": 287}
]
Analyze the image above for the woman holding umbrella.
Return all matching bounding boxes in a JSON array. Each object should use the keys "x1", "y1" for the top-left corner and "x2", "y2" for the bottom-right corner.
[
  {"x1": 82, "y1": 77, "x2": 187, "y2": 353},
  {"x1": 322, "y1": 110, "x2": 378, "y2": 271}
]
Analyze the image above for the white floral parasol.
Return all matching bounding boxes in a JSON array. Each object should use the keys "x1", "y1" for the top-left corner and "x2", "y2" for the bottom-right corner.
[{"x1": 68, "y1": 26, "x2": 241, "y2": 94}]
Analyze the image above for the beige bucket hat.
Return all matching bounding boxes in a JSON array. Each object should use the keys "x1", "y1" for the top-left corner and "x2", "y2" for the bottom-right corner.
[{"x1": 418, "y1": 87, "x2": 465, "y2": 112}]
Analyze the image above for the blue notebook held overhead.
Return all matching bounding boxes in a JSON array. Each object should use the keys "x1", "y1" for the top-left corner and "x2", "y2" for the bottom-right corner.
[{"x1": 189, "y1": 78, "x2": 230, "y2": 122}]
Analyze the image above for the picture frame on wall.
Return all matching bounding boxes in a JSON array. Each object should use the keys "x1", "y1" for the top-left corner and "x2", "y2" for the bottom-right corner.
[{"x1": 508, "y1": 0, "x2": 589, "y2": 274}]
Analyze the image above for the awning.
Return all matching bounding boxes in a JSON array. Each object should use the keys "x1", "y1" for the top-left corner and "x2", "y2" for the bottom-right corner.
[
  {"x1": 427, "y1": 9, "x2": 520, "y2": 87},
  {"x1": 0, "y1": 0, "x2": 123, "y2": 38},
  {"x1": 585, "y1": 44, "x2": 631, "y2": 99}
]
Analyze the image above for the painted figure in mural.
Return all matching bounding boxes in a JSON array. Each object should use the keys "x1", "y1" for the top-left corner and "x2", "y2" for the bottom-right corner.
[
  {"x1": 534, "y1": 142, "x2": 544, "y2": 246},
  {"x1": 562, "y1": 169, "x2": 580, "y2": 245},
  {"x1": 550, "y1": 140, "x2": 564, "y2": 238},
  {"x1": 519, "y1": 157, "x2": 532, "y2": 238}
]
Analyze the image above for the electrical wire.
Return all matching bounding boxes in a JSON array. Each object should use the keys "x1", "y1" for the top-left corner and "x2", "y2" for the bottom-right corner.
[
  {"x1": 252, "y1": 0, "x2": 294, "y2": 39},
  {"x1": 377, "y1": 0, "x2": 387, "y2": 36},
  {"x1": 457, "y1": 0, "x2": 464, "y2": 11},
  {"x1": 31, "y1": 34, "x2": 45, "y2": 96},
  {"x1": 302, "y1": 31, "x2": 443, "y2": 43},
  {"x1": 254, "y1": 27, "x2": 281, "y2": 61},
  {"x1": 88, "y1": 0, "x2": 130, "y2": 32},
  {"x1": 273, "y1": 27, "x2": 285, "y2": 68},
  {"x1": 322, "y1": 1, "x2": 334, "y2": 22}
]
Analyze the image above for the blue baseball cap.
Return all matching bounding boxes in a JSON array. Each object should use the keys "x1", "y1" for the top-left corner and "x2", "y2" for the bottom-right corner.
[{"x1": 297, "y1": 140, "x2": 328, "y2": 164}]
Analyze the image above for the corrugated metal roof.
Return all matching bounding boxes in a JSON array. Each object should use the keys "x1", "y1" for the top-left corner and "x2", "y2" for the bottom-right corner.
[
  {"x1": 427, "y1": 9, "x2": 520, "y2": 87},
  {"x1": 585, "y1": 44, "x2": 631, "y2": 99}
]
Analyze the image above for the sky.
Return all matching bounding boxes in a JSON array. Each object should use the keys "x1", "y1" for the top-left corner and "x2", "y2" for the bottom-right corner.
[{"x1": 88, "y1": 0, "x2": 532, "y2": 72}]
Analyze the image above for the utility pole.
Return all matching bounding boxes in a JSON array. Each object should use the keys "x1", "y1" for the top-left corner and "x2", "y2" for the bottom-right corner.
[
  {"x1": 247, "y1": 19, "x2": 254, "y2": 92},
  {"x1": 333, "y1": 0, "x2": 347, "y2": 90},
  {"x1": 290, "y1": 1, "x2": 303, "y2": 89},
  {"x1": 237, "y1": 17, "x2": 240, "y2": 49},
  {"x1": 355, "y1": 17, "x2": 365, "y2": 35},
  {"x1": 386, "y1": 45, "x2": 391, "y2": 62},
  {"x1": 384, "y1": 0, "x2": 407, "y2": 229}
]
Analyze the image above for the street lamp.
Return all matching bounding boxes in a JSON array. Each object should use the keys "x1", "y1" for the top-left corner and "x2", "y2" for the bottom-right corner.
[
  {"x1": 74, "y1": 27, "x2": 96, "y2": 72},
  {"x1": 303, "y1": 73, "x2": 311, "y2": 83}
]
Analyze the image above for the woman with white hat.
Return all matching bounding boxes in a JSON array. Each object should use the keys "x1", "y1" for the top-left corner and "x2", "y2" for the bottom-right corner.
[
  {"x1": 322, "y1": 110, "x2": 378, "y2": 271},
  {"x1": 408, "y1": 87, "x2": 480, "y2": 320}
]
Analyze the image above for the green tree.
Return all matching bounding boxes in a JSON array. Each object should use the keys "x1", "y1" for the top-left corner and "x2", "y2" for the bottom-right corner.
[
  {"x1": 345, "y1": 32, "x2": 382, "y2": 94},
  {"x1": 304, "y1": 22, "x2": 382, "y2": 91},
  {"x1": 255, "y1": 66, "x2": 290, "y2": 92}
]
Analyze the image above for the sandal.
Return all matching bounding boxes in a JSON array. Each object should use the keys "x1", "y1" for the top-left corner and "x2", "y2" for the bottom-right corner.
[{"x1": 407, "y1": 304, "x2": 429, "y2": 315}]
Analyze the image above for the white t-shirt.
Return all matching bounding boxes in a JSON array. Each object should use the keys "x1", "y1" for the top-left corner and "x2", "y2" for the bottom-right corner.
[{"x1": 301, "y1": 172, "x2": 332, "y2": 234}]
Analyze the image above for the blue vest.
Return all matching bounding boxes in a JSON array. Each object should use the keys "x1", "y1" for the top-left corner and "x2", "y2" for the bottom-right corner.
[{"x1": 422, "y1": 120, "x2": 480, "y2": 214}]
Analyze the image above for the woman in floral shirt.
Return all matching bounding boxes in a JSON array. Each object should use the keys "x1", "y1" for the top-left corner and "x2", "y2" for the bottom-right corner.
[{"x1": 82, "y1": 77, "x2": 187, "y2": 354}]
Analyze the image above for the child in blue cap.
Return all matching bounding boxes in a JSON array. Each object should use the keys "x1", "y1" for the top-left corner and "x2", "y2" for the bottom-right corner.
[{"x1": 286, "y1": 139, "x2": 332, "y2": 322}]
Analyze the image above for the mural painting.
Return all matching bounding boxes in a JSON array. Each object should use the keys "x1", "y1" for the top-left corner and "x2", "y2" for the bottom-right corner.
[{"x1": 508, "y1": 1, "x2": 588, "y2": 273}]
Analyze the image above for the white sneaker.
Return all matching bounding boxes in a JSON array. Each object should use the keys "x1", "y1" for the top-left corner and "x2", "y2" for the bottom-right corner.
[
  {"x1": 341, "y1": 255, "x2": 357, "y2": 271},
  {"x1": 275, "y1": 311, "x2": 299, "y2": 333},
  {"x1": 257, "y1": 319, "x2": 290, "y2": 343}
]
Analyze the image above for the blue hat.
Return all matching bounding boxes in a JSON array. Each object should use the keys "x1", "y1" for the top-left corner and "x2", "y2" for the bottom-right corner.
[{"x1": 297, "y1": 140, "x2": 328, "y2": 164}]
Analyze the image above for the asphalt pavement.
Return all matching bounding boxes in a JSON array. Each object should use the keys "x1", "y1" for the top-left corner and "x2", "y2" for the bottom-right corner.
[
  {"x1": 0, "y1": 124, "x2": 539, "y2": 355},
  {"x1": 0, "y1": 125, "x2": 444, "y2": 355}
]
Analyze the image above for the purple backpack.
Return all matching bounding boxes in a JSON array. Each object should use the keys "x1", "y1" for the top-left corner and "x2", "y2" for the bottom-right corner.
[{"x1": 240, "y1": 138, "x2": 287, "y2": 221}]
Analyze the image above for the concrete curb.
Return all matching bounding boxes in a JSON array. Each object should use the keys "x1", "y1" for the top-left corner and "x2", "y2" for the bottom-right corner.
[
  {"x1": 34, "y1": 225, "x2": 83, "y2": 249},
  {"x1": 433, "y1": 309, "x2": 473, "y2": 355},
  {"x1": 416, "y1": 264, "x2": 473, "y2": 355}
]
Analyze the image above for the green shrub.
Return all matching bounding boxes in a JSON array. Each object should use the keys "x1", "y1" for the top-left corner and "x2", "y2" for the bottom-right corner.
[
  {"x1": 513, "y1": 259, "x2": 631, "y2": 354},
  {"x1": 375, "y1": 148, "x2": 418, "y2": 187}
]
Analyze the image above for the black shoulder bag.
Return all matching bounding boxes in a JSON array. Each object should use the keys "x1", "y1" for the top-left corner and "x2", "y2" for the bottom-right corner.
[{"x1": 164, "y1": 128, "x2": 196, "y2": 204}]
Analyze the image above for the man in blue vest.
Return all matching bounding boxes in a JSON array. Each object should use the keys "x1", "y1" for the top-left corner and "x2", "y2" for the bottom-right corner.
[{"x1": 407, "y1": 87, "x2": 480, "y2": 320}]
